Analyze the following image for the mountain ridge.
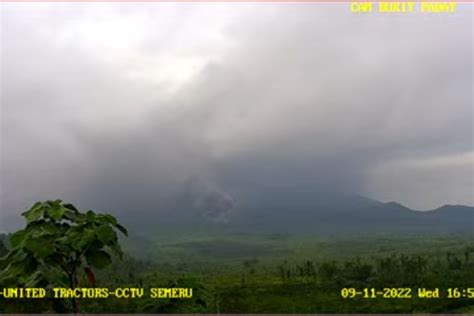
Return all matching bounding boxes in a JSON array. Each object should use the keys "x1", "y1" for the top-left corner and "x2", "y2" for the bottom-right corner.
[
  {"x1": 205, "y1": 194, "x2": 474, "y2": 235},
  {"x1": 110, "y1": 193, "x2": 474, "y2": 236}
]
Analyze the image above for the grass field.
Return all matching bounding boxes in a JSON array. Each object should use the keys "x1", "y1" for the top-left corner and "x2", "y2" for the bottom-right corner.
[
  {"x1": 96, "y1": 233, "x2": 474, "y2": 313},
  {"x1": 2, "y1": 233, "x2": 473, "y2": 313}
]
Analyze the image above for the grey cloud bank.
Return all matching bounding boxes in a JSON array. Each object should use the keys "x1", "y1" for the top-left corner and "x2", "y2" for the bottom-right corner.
[{"x1": 1, "y1": 3, "x2": 472, "y2": 231}]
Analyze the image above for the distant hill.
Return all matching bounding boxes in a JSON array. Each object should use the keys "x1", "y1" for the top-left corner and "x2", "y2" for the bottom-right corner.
[
  {"x1": 115, "y1": 191, "x2": 474, "y2": 236},
  {"x1": 189, "y1": 193, "x2": 474, "y2": 235}
]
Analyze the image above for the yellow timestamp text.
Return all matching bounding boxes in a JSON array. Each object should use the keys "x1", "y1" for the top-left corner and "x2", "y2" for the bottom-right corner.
[{"x1": 341, "y1": 288, "x2": 474, "y2": 299}]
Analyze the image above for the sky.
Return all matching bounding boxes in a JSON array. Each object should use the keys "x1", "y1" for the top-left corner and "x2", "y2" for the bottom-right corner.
[{"x1": 0, "y1": 3, "x2": 473, "y2": 231}]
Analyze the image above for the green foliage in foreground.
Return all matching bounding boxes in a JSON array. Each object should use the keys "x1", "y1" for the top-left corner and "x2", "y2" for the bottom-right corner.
[
  {"x1": 0, "y1": 200, "x2": 128, "y2": 313},
  {"x1": 0, "y1": 236, "x2": 8, "y2": 258},
  {"x1": 1, "y1": 209, "x2": 473, "y2": 313},
  {"x1": 3, "y1": 232, "x2": 473, "y2": 314}
]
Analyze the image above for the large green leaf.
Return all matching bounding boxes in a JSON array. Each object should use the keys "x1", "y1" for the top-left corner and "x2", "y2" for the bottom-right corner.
[
  {"x1": 116, "y1": 224, "x2": 128, "y2": 237},
  {"x1": 102, "y1": 214, "x2": 118, "y2": 226},
  {"x1": 63, "y1": 203, "x2": 79, "y2": 212},
  {"x1": 107, "y1": 242, "x2": 123, "y2": 260},
  {"x1": 40, "y1": 222, "x2": 62, "y2": 235},
  {"x1": 47, "y1": 205, "x2": 66, "y2": 221},
  {"x1": 4, "y1": 262, "x2": 26, "y2": 277},
  {"x1": 46, "y1": 200, "x2": 62, "y2": 209},
  {"x1": 4, "y1": 255, "x2": 38, "y2": 277},
  {"x1": 22, "y1": 202, "x2": 42, "y2": 215},
  {"x1": 38, "y1": 265, "x2": 69, "y2": 287},
  {"x1": 85, "y1": 249, "x2": 112, "y2": 269},
  {"x1": 63, "y1": 210, "x2": 79, "y2": 221},
  {"x1": 96, "y1": 225, "x2": 116, "y2": 244},
  {"x1": 22, "y1": 202, "x2": 45, "y2": 224},
  {"x1": 5, "y1": 249, "x2": 27, "y2": 263},
  {"x1": 82, "y1": 228, "x2": 96, "y2": 243},
  {"x1": 25, "y1": 238, "x2": 55, "y2": 258},
  {"x1": 24, "y1": 270, "x2": 43, "y2": 287},
  {"x1": 69, "y1": 228, "x2": 95, "y2": 251},
  {"x1": 10, "y1": 229, "x2": 28, "y2": 248},
  {"x1": 68, "y1": 231, "x2": 87, "y2": 251}
]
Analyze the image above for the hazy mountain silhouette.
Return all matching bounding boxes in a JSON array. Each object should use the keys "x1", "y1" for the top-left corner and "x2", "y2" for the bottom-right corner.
[
  {"x1": 113, "y1": 189, "x2": 474, "y2": 236},
  {"x1": 186, "y1": 193, "x2": 474, "y2": 235}
]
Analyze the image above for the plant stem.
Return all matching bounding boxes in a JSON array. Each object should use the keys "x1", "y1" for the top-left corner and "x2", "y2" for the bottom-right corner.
[{"x1": 68, "y1": 272, "x2": 78, "y2": 314}]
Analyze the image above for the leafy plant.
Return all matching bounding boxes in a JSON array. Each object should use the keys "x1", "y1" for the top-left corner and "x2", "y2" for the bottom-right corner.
[
  {"x1": 0, "y1": 235, "x2": 8, "y2": 257},
  {"x1": 0, "y1": 200, "x2": 127, "y2": 313}
]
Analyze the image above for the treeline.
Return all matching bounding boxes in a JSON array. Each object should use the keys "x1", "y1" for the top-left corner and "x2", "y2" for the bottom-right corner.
[
  {"x1": 218, "y1": 250, "x2": 474, "y2": 313},
  {"x1": 273, "y1": 250, "x2": 474, "y2": 288}
]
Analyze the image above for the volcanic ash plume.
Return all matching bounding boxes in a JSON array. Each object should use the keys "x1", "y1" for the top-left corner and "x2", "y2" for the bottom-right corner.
[{"x1": 194, "y1": 191, "x2": 235, "y2": 223}]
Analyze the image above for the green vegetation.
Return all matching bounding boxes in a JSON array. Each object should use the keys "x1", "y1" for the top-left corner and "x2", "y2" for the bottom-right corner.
[
  {"x1": 99, "y1": 233, "x2": 473, "y2": 313},
  {"x1": 0, "y1": 200, "x2": 127, "y2": 313},
  {"x1": 0, "y1": 235, "x2": 8, "y2": 258},
  {"x1": 0, "y1": 203, "x2": 473, "y2": 313}
]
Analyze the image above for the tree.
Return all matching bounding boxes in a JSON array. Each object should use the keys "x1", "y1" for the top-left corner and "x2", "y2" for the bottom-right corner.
[
  {"x1": 0, "y1": 200, "x2": 128, "y2": 313},
  {"x1": 0, "y1": 234, "x2": 8, "y2": 257}
]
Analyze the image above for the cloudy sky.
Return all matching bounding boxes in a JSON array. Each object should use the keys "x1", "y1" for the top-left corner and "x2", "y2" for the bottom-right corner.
[{"x1": 1, "y1": 3, "x2": 472, "y2": 231}]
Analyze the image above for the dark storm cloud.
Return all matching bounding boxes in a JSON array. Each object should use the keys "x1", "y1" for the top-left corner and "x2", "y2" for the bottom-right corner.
[{"x1": 1, "y1": 3, "x2": 472, "y2": 230}]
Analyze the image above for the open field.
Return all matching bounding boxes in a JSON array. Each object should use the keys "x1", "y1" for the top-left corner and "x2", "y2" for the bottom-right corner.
[
  {"x1": 2, "y1": 232, "x2": 473, "y2": 313},
  {"x1": 6, "y1": 233, "x2": 473, "y2": 313}
]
